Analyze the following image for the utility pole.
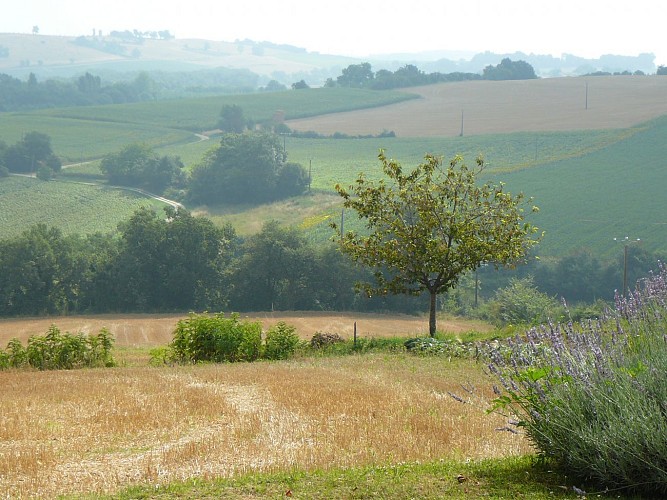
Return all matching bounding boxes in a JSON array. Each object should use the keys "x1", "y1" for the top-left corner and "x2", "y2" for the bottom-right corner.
[{"x1": 614, "y1": 237, "x2": 641, "y2": 295}]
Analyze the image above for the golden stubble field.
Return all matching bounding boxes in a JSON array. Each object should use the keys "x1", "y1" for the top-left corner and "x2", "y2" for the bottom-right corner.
[
  {"x1": 0, "y1": 313, "x2": 519, "y2": 499},
  {"x1": 0, "y1": 311, "x2": 493, "y2": 347},
  {"x1": 287, "y1": 75, "x2": 667, "y2": 137}
]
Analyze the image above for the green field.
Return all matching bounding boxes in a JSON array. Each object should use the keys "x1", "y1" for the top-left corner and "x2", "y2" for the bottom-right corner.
[
  {"x1": 0, "y1": 114, "x2": 194, "y2": 162},
  {"x1": 1, "y1": 81, "x2": 666, "y2": 260},
  {"x1": 38, "y1": 87, "x2": 418, "y2": 131},
  {"x1": 281, "y1": 122, "x2": 663, "y2": 259},
  {"x1": 0, "y1": 176, "x2": 164, "y2": 239}
]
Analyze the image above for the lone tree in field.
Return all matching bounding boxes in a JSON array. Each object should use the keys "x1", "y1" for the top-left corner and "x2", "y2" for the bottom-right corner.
[{"x1": 333, "y1": 151, "x2": 541, "y2": 336}]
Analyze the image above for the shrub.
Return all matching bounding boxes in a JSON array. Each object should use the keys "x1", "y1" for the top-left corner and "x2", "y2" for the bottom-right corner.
[
  {"x1": 169, "y1": 312, "x2": 262, "y2": 363},
  {"x1": 485, "y1": 276, "x2": 563, "y2": 326},
  {"x1": 310, "y1": 331, "x2": 345, "y2": 348},
  {"x1": 264, "y1": 321, "x2": 300, "y2": 360},
  {"x1": 0, "y1": 325, "x2": 115, "y2": 370},
  {"x1": 487, "y1": 264, "x2": 667, "y2": 496}
]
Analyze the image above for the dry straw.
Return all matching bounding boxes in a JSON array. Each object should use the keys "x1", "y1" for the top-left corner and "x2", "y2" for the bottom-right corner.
[{"x1": 0, "y1": 354, "x2": 531, "y2": 498}]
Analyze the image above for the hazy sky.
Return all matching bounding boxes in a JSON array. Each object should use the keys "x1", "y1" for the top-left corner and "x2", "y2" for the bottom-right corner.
[{"x1": 3, "y1": 0, "x2": 666, "y2": 64}]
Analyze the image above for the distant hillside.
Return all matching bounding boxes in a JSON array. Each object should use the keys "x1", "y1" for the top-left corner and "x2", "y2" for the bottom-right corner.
[
  {"x1": 0, "y1": 33, "x2": 659, "y2": 87},
  {"x1": 0, "y1": 33, "x2": 357, "y2": 84}
]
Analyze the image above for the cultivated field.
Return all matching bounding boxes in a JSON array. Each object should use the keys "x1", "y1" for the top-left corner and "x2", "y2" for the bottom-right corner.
[
  {"x1": 0, "y1": 311, "x2": 492, "y2": 348},
  {"x1": 0, "y1": 313, "x2": 512, "y2": 499},
  {"x1": 287, "y1": 76, "x2": 667, "y2": 137}
]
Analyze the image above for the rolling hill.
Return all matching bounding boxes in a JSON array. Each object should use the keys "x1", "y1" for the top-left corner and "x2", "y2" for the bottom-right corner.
[
  {"x1": 0, "y1": 33, "x2": 356, "y2": 80},
  {"x1": 1, "y1": 75, "x2": 666, "y2": 260}
]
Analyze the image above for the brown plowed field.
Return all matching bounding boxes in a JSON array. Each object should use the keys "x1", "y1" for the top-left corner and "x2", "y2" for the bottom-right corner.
[
  {"x1": 0, "y1": 311, "x2": 492, "y2": 347},
  {"x1": 287, "y1": 76, "x2": 667, "y2": 137}
]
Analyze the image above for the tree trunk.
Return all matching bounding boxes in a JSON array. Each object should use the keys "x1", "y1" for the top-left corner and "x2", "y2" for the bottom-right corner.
[{"x1": 429, "y1": 291, "x2": 437, "y2": 337}]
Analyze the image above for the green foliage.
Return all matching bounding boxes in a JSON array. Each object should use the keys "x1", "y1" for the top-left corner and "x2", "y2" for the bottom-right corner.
[
  {"x1": 404, "y1": 337, "x2": 483, "y2": 358},
  {"x1": 0, "y1": 325, "x2": 115, "y2": 370},
  {"x1": 168, "y1": 312, "x2": 262, "y2": 363},
  {"x1": 485, "y1": 276, "x2": 563, "y2": 326},
  {"x1": 100, "y1": 142, "x2": 186, "y2": 193},
  {"x1": 3, "y1": 130, "x2": 59, "y2": 174},
  {"x1": 334, "y1": 150, "x2": 541, "y2": 335},
  {"x1": 36, "y1": 164, "x2": 53, "y2": 180},
  {"x1": 230, "y1": 221, "x2": 319, "y2": 311},
  {"x1": 483, "y1": 58, "x2": 538, "y2": 80},
  {"x1": 263, "y1": 321, "x2": 301, "y2": 360},
  {"x1": 488, "y1": 265, "x2": 667, "y2": 495},
  {"x1": 334, "y1": 62, "x2": 484, "y2": 90},
  {"x1": 188, "y1": 132, "x2": 308, "y2": 205},
  {"x1": 218, "y1": 104, "x2": 247, "y2": 133},
  {"x1": 0, "y1": 70, "x2": 158, "y2": 112},
  {"x1": 111, "y1": 207, "x2": 237, "y2": 312}
]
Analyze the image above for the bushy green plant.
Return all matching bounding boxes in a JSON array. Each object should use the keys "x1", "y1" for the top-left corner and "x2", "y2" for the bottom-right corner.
[
  {"x1": 6, "y1": 338, "x2": 27, "y2": 368},
  {"x1": 169, "y1": 312, "x2": 262, "y2": 363},
  {"x1": 0, "y1": 325, "x2": 115, "y2": 370},
  {"x1": 264, "y1": 321, "x2": 300, "y2": 360},
  {"x1": 488, "y1": 264, "x2": 667, "y2": 496},
  {"x1": 404, "y1": 337, "x2": 482, "y2": 358},
  {"x1": 485, "y1": 276, "x2": 563, "y2": 326}
]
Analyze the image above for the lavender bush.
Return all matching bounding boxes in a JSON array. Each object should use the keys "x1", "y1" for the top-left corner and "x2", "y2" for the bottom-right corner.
[{"x1": 488, "y1": 263, "x2": 667, "y2": 495}]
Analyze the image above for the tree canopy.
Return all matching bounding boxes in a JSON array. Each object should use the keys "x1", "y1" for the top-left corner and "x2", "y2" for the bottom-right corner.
[
  {"x1": 333, "y1": 151, "x2": 541, "y2": 335},
  {"x1": 218, "y1": 104, "x2": 247, "y2": 133},
  {"x1": 2, "y1": 131, "x2": 60, "y2": 175},
  {"x1": 483, "y1": 58, "x2": 538, "y2": 80},
  {"x1": 99, "y1": 143, "x2": 185, "y2": 193},
  {"x1": 188, "y1": 133, "x2": 309, "y2": 205}
]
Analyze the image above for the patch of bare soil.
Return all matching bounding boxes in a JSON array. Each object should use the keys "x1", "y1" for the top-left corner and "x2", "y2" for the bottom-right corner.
[
  {"x1": 286, "y1": 76, "x2": 667, "y2": 137},
  {"x1": 0, "y1": 311, "x2": 492, "y2": 346}
]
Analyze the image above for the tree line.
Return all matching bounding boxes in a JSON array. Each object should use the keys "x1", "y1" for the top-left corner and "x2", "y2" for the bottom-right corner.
[
  {"x1": 0, "y1": 71, "x2": 160, "y2": 111},
  {"x1": 0, "y1": 204, "x2": 661, "y2": 320},
  {"x1": 0, "y1": 208, "x2": 422, "y2": 317},
  {"x1": 325, "y1": 58, "x2": 537, "y2": 90}
]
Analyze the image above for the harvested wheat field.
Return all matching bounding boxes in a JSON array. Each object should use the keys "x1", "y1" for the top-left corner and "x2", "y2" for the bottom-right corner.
[
  {"x1": 0, "y1": 311, "x2": 493, "y2": 347},
  {"x1": 0, "y1": 354, "x2": 530, "y2": 499},
  {"x1": 0, "y1": 312, "x2": 509, "y2": 498},
  {"x1": 287, "y1": 75, "x2": 667, "y2": 137}
]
